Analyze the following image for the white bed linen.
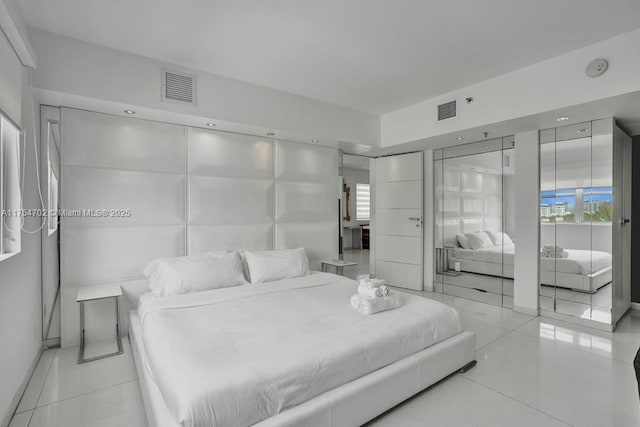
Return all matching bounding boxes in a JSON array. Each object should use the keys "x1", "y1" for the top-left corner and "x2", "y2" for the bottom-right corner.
[
  {"x1": 453, "y1": 246, "x2": 611, "y2": 275},
  {"x1": 540, "y1": 249, "x2": 611, "y2": 275},
  {"x1": 138, "y1": 273, "x2": 461, "y2": 427}
]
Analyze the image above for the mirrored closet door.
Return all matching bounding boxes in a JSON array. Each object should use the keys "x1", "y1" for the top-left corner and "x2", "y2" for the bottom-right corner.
[
  {"x1": 434, "y1": 137, "x2": 515, "y2": 307},
  {"x1": 539, "y1": 119, "x2": 631, "y2": 328}
]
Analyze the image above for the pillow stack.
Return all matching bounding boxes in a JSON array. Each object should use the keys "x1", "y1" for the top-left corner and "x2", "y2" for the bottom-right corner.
[
  {"x1": 143, "y1": 248, "x2": 311, "y2": 297},
  {"x1": 456, "y1": 231, "x2": 514, "y2": 249},
  {"x1": 143, "y1": 251, "x2": 247, "y2": 297}
]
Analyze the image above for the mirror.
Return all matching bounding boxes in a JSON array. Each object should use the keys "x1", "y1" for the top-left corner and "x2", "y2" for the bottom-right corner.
[
  {"x1": 41, "y1": 106, "x2": 61, "y2": 343},
  {"x1": 434, "y1": 137, "x2": 515, "y2": 307},
  {"x1": 539, "y1": 121, "x2": 614, "y2": 324}
]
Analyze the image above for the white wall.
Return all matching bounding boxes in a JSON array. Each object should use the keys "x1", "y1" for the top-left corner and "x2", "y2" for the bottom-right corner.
[
  {"x1": 0, "y1": 32, "x2": 42, "y2": 426},
  {"x1": 381, "y1": 29, "x2": 640, "y2": 147},
  {"x1": 59, "y1": 108, "x2": 339, "y2": 346},
  {"x1": 342, "y1": 167, "x2": 369, "y2": 249},
  {"x1": 513, "y1": 131, "x2": 539, "y2": 315},
  {"x1": 27, "y1": 27, "x2": 380, "y2": 148}
]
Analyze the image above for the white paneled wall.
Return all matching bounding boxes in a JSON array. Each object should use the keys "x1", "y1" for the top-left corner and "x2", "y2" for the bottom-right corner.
[
  {"x1": 435, "y1": 165, "x2": 503, "y2": 246},
  {"x1": 60, "y1": 109, "x2": 339, "y2": 346},
  {"x1": 275, "y1": 140, "x2": 339, "y2": 269},
  {"x1": 187, "y1": 127, "x2": 276, "y2": 255}
]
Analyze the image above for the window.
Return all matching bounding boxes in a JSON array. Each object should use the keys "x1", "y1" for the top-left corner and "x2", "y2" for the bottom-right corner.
[
  {"x1": 540, "y1": 189, "x2": 576, "y2": 222},
  {"x1": 540, "y1": 186, "x2": 612, "y2": 224},
  {"x1": 582, "y1": 187, "x2": 612, "y2": 222},
  {"x1": 356, "y1": 183, "x2": 370, "y2": 221},
  {"x1": 1, "y1": 114, "x2": 22, "y2": 259}
]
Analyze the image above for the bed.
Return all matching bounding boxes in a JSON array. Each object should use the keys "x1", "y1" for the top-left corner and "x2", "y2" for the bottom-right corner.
[
  {"x1": 448, "y1": 244, "x2": 612, "y2": 293},
  {"x1": 129, "y1": 272, "x2": 476, "y2": 427}
]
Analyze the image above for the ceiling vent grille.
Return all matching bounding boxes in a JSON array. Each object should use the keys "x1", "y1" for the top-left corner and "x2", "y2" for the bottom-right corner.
[
  {"x1": 162, "y1": 69, "x2": 196, "y2": 106},
  {"x1": 437, "y1": 100, "x2": 457, "y2": 121}
]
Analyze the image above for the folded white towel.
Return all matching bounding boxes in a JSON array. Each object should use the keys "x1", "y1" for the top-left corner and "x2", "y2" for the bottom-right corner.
[
  {"x1": 543, "y1": 245, "x2": 564, "y2": 252},
  {"x1": 542, "y1": 250, "x2": 569, "y2": 258},
  {"x1": 358, "y1": 278, "x2": 386, "y2": 289},
  {"x1": 358, "y1": 285, "x2": 382, "y2": 298},
  {"x1": 379, "y1": 285, "x2": 391, "y2": 296},
  {"x1": 368, "y1": 278, "x2": 386, "y2": 287},
  {"x1": 350, "y1": 293, "x2": 401, "y2": 315}
]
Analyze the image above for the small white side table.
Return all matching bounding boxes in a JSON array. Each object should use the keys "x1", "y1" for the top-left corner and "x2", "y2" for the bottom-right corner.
[
  {"x1": 76, "y1": 283, "x2": 123, "y2": 364},
  {"x1": 321, "y1": 259, "x2": 357, "y2": 276}
]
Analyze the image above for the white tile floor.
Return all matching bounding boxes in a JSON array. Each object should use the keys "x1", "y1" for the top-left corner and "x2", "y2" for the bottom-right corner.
[{"x1": 9, "y1": 275, "x2": 640, "y2": 426}]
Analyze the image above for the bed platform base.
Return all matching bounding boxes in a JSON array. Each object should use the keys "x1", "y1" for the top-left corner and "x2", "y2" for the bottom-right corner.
[
  {"x1": 459, "y1": 360, "x2": 477, "y2": 373},
  {"x1": 129, "y1": 311, "x2": 476, "y2": 427}
]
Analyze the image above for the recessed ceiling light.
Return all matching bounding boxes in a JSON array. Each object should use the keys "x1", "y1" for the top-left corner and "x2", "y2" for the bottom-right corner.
[
  {"x1": 124, "y1": 110, "x2": 136, "y2": 114},
  {"x1": 206, "y1": 123, "x2": 216, "y2": 127},
  {"x1": 266, "y1": 132, "x2": 275, "y2": 136},
  {"x1": 556, "y1": 116, "x2": 570, "y2": 122},
  {"x1": 577, "y1": 128, "x2": 589, "y2": 133},
  {"x1": 457, "y1": 137, "x2": 464, "y2": 140},
  {"x1": 312, "y1": 139, "x2": 319, "y2": 143}
]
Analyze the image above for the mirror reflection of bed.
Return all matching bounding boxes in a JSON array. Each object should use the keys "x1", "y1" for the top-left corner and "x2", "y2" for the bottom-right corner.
[{"x1": 434, "y1": 137, "x2": 515, "y2": 308}]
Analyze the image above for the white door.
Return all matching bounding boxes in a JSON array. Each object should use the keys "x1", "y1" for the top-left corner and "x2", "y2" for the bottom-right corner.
[{"x1": 373, "y1": 153, "x2": 423, "y2": 290}]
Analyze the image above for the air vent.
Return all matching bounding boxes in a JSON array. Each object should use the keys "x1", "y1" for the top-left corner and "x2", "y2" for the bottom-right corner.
[
  {"x1": 437, "y1": 100, "x2": 457, "y2": 121},
  {"x1": 162, "y1": 69, "x2": 196, "y2": 106}
]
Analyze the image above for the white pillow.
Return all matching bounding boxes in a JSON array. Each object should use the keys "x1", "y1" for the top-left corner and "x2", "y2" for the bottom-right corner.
[
  {"x1": 465, "y1": 232, "x2": 494, "y2": 250},
  {"x1": 456, "y1": 234, "x2": 471, "y2": 249},
  {"x1": 243, "y1": 248, "x2": 310, "y2": 284},
  {"x1": 486, "y1": 231, "x2": 514, "y2": 246},
  {"x1": 143, "y1": 251, "x2": 247, "y2": 297}
]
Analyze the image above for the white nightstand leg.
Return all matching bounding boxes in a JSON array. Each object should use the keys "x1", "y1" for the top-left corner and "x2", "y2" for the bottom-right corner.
[{"x1": 78, "y1": 296, "x2": 124, "y2": 364}]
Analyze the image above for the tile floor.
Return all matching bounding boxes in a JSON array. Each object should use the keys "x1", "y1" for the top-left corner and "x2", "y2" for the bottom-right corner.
[
  {"x1": 9, "y1": 268, "x2": 640, "y2": 426},
  {"x1": 540, "y1": 283, "x2": 612, "y2": 324}
]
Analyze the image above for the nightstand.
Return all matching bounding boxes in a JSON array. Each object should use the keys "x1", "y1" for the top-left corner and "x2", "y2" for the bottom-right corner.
[
  {"x1": 76, "y1": 283, "x2": 124, "y2": 364},
  {"x1": 321, "y1": 259, "x2": 357, "y2": 276}
]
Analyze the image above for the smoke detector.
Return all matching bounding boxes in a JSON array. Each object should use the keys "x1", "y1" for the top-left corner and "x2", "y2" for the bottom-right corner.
[{"x1": 585, "y1": 58, "x2": 608, "y2": 78}]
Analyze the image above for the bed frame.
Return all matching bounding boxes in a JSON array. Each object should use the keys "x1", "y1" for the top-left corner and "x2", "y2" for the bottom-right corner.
[
  {"x1": 129, "y1": 311, "x2": 476, "y2": 427},
  {"x1": 448, "y1": 256, "x2": 611, "y2": 294}
]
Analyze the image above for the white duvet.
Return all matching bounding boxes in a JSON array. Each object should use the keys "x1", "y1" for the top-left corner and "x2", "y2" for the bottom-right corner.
[
  {"x1": 139, "y1": 273, "x2": 461, "y2": 427},
  {"x1": 452, "y1": 245, "x2": 611, "y2": 275}
]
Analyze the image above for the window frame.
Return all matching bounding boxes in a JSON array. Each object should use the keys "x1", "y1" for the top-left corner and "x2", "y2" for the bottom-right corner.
[{"x1": 0, "y1": 112, "x2": 23, "y2": 261}]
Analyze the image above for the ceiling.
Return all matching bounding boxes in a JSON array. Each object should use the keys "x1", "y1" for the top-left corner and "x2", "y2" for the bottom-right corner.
[
  {"x1": 343, "y1": 154, "x2": 370, "y2": 170},
  {"x1": 14, "y1": 0, "x2": 640, "y2": 115}
]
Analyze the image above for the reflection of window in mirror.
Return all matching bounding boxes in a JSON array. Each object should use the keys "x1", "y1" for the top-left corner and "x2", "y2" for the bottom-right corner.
[
  {"x1": 540, "y1": 186, "x2": 612, "y2": 224},
  {"x1": 356, "y1": 183, "x2": 370, "y2": 221},
  {"x1": 48, "y1": 163, "x2": 58, "y2": 236}
]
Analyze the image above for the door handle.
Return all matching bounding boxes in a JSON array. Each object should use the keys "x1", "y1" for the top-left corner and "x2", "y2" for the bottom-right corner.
[
  {"x1": 620, "y1": 218, "x2": 631, "y2": 226},
  {"x1": 408, "y1": 217, "x2": 421, "y2": 221}
]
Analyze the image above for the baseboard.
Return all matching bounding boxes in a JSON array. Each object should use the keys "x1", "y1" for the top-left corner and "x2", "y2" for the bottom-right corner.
[
  {"x1": 1, "y1": 347, "x2": 43, "y2": 427},
  {"x1": 513, "y1": 305, "x2": 539, "y2": 317},
  {"x1": 631, "y1": 302, "x2": 640, "y2": 312},
  {"x1": 43, "y1": 337, "x2": 61, "y2": 349}
]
